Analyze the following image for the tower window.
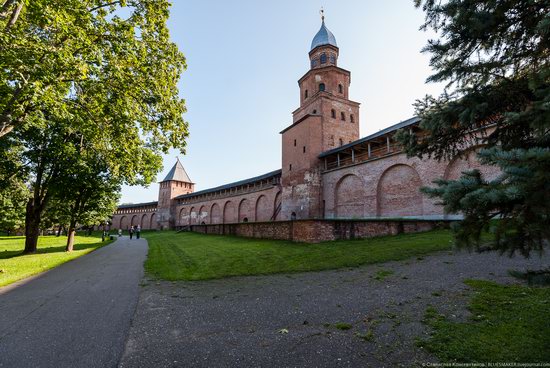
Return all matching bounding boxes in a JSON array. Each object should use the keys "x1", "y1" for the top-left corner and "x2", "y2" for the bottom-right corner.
[
  {"x1": 319, "y1": 83, "x2": 325, "y2": 92},
  {"x1": 350, "y1": 114, "x2": 355, "y2": 123},
  {"x1": 341, "y1": 112, "x2": 346, "y2": 121},
  {"x1": 338, "y1": 84, "x2": 343, "y2": 94},
  {"x1": 330, "y1": 54, "x2": 336, "y2": 64},
  {"x1": 294, "y1": 139, "x2": 296, "y2": 146},
  {"x1": 289, "y1": 164, "x2": 292, "y2": 171},
  {"x1": 331, "y1": 109, "x2": 336, "y2": 118},
  {"x1": 320, "y1": 53, "x2": 327, "y2": 64},
  {"x1": 312, "y1": 109, "x2": 317, "y2": 114},
  {"x1": 304, "y1": 89, "x2": 308, "y2": 98},
  {"x1": 311, "y1": 59, "x2": 317, "y2": 68},
  {"x1": 303, "y1": 146, "x2": 306, "y2": 153},
  {"x1": 339, "y1": 138, "x2": 343, "y2": 146}
]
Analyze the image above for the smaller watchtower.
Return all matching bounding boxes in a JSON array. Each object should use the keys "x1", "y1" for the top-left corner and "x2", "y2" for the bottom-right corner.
[{"x1": 157, "y1": 158, "x2": 194, "y2": 229}]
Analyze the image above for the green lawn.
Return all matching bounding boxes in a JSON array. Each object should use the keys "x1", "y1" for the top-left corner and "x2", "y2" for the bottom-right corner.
[
  {"x1": 144, "y1": 229, "x2": 454, "y2": 281},
  {"x1": 0, "y1": 234, "x2": 111, "y2": 287},
  {"x1": 419, "y1": 280, "x2": 550, "y2": 363}
]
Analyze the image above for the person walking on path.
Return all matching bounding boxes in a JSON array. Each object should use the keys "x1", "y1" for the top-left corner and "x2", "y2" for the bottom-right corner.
[
  {"x1": 129, "y1": 226, "x2": 134, "y2": 240},
  {"x1": 136, "y1": 225, "x2": 141, "y2": 239}
]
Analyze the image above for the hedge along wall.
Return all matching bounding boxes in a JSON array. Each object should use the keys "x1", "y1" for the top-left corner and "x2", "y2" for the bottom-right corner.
[{"x1": 186, "y1": 219, "x2": 451, "y2": 243}]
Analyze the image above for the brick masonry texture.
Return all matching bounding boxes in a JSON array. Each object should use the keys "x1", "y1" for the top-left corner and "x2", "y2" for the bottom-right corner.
[
  {"x1": 111, "y1": 24, "x2": 499, "y2": 243},
  {"x1": 189, "y1": 219, "x2": 449, "y2": 243}
]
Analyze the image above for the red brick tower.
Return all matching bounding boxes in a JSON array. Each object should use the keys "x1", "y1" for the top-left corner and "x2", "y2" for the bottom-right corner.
[
  {"x1": 280, "y1": 13, "x2": 360, "y2": 220},
  {"x1": 157, "y1": 158, "x2": 194, "y2": 229}
]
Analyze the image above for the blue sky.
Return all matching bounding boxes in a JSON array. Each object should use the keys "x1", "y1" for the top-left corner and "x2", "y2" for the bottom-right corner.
[{"x1": 119, "y1": 0, "x2": 445, "y2": 204}]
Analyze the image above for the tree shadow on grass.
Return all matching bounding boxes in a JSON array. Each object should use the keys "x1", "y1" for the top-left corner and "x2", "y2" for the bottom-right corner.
[{"x1": 0, "y1": 240, "x2": 105, "y2": 260}]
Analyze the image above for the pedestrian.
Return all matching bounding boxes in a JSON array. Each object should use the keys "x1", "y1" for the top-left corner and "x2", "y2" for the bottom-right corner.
[
  {"x1": 129, "y1": 226, "x2": 134, "y2": 240},
  {"x1": 136, "y1": 225, "x2": 141, "y2": 239},
  {"x1": 118, "y1": 228, "x2": 122, "y2": 237}
]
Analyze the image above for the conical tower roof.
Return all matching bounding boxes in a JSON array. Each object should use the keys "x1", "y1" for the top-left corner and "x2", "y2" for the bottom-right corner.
[{"x1": 161, "y1": 158, "x2": 192, "y2": 183}]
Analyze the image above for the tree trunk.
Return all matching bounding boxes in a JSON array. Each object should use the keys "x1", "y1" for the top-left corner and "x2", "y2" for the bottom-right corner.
[
  {"x1": 24, "y1": 198, "x2": 41, "y2": 253},
  {"x1": 6, "y1": 0, "x2": 22, "y2": 29},
  {"x1": 65, "y1": 220, "x2": 77, "y2": 252},
  {"x1": 56, "y1": 226, "x2": 62, "y2": 237}
]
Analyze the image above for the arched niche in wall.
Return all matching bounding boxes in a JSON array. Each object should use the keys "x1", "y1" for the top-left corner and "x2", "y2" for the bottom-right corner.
[
  {"x1": 255, "y1": 195, "x2": 269, "y2": 222},
  {"x1": 189, "y1": 206, "x2": 197, "y2": 225},
  {"x1": 119, "y1": 216, "x2": 127, "y2": 230},
  {"x1": 179, "y1": 207, "x2": 187, "y2": 226},
  {"x1": 238, "y1": 198, "x2": 251, "y2": 223},
  {"x1": 376, "y1": 164, "x2": 423, "y2": 217},
  {"x1": 210, "y1": 203, "x2": 222, "y2": 224},
  {"x1": 334, "y1": 174, "x2": 365, "y2": 218},
  {"x1": 149, "y1": 213, "x2": 157, "y2": 229},
  {"x1": 223, "y1": 201, "x2": 237, "y2": 224},
  {"x1": 273, "y1": 191, "x2": 282, "y2": 221},
  {"x1": 141, "y1": 214, "x2": 149, "y2": 229},
  {"x1": 198, "y1": 205, "x2": 208, "y2": 224}
]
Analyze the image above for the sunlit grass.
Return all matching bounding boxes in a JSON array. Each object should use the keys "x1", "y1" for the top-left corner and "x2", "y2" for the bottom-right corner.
[
  {"x1": 419, "y1": 280, "x2": 550, "y2": 362},
  {"x1": 144, "y1": 229, "x2": 455, "y2": 281},
  {"x1": 0, "y1": 234, "x2": 111, "y2": 287}
]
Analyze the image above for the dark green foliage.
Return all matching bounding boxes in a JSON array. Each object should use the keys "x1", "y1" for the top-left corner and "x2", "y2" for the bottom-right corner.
[
  {"x1": 0, "y1": 179, "x2": 27, "y2": 234},
  {"x1": 0, "y1": 138, "x2": 27, "y2": 234},
  {"x1": 334, "y1": 323, "x2": 352, "y2": 331},
  {"x1": 373, "y1": 269, "x2": 394, "y2": 281},
  {"x1": 419, "y1": 280, "x2": 550, "y2": 362},
  {"x1": 0, "y1": 1, "x2": 188, "y2": 252},
  {"x1": 397, "y1": 0, "x2": 550, "y2": 254}
]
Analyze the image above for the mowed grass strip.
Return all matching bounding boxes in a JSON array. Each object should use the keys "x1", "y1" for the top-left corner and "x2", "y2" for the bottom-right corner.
[
  {"x1": 144, "y1": 229, "x2": 454, "y2": 281},
  {"x1": 0, "y1": 234, "x2": 111, "y2": 287},
  {"x1": 419, "y1": 280, "x2": 550, "y2": 363}
]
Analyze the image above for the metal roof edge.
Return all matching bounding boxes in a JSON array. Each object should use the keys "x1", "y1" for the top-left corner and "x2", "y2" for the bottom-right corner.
[
  {"x1": 318, "y1": 117, "x2": 420, "y2": 158},
  {"x1": 176, "y1": 169, "x2": 282, "y2": 200}
]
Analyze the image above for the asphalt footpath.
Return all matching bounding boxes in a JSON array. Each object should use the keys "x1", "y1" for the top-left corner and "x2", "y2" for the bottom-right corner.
[{"x1": 0, "y1": 236, "x2": 148, "y2": 368}]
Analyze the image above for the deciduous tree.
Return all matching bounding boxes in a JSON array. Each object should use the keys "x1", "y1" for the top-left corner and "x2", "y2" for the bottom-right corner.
[{"x1": 1, "y1": 0, "x2": 188, "y2": 252}]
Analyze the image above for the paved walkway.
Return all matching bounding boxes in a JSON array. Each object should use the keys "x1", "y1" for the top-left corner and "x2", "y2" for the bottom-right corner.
[
  {"x1": 0, "y1": 236, "x2": 147, "y2": 368},
  {"x1": 120, "y1": 249, "x2": 549, "y2": 367}
]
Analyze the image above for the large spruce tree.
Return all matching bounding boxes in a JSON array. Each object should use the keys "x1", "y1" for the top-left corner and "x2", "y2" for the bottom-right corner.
[{"x1": 398, "y1": 0, "x2": 550, "y2": 255}]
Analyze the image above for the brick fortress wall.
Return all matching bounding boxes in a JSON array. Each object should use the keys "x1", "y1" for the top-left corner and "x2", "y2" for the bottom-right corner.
[
  {"x1": 175, "y1": 184, "x2": 282, "y2": 227},
  {"x1": 112, "y1": 21, "x2": 500, "y2": 237},
  {"x1": 188, "y1": 218, "x2": 449, "y2": 243},
  {"x1": 321, "y1": 147, "x2": 501, "y2": 220}
]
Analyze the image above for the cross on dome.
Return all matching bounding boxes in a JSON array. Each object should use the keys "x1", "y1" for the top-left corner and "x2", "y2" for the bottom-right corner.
[{"x1": 310, "y1": 9, "x2": 337, "y2": 51}]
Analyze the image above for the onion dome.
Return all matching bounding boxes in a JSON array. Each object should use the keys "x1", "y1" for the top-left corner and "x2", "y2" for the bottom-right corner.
[{"x1": 310, "y1": 19, "x2": 337, "y2": 51}]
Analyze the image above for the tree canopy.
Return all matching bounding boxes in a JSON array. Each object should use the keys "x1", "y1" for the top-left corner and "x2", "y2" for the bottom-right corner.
[
  {"x1": 0, "y1": 0, "x2": 188, "y2": 252},
  {"x1": 398, "y1": 0, "x2": 550, "y2": 255}
]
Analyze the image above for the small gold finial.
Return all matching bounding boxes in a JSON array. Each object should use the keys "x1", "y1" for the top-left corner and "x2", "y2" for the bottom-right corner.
[{"x1": 320, "y1": 7, "x2": 325, "y2": 22}]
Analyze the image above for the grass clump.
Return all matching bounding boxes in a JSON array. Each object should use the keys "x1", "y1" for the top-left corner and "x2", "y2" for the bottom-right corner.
[
  {"x1": 419, "y1": 280, "x2": 550, "y2": 363},
  {"x1": 0, "y1": 234, "x2": 110, "y2": 287},
  {"x1": 144, "y1": 229, "x2": 454, "y2": 281},
  {"x1": 374, "y1": 269, "x2": 394, "y2": 281},
  {"x1": 355, "y1": 330, "x2": 374, "y2": 341},
  {"x1": 334, "y1": 322, "x2": 352, "y2": 331}
]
